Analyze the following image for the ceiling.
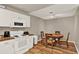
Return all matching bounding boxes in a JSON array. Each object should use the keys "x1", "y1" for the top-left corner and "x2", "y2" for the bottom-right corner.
[
  {"x1": 8, "y1": 4, "x2": 79, "y2": 20},
  {"x1": 8, "y1": 4, "x2": 51, "y2": 12},
  {"x1": 30, "y1": 4, "x2": 79, "y2": 20}
]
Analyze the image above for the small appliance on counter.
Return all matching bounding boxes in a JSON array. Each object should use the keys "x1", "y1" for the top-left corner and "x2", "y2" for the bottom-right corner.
[
  {"x1": 23, "y1": 31, "x2": 29, "y2": 35},
  {"x1": 4, "y1": 31, "x2": 10, "y2": 37}
]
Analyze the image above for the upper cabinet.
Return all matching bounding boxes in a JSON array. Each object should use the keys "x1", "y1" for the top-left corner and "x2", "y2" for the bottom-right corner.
[
  {"x1": 26, "y1": 16, "x2": 30, "y2": 27},
  {"x1": 10, "y1": 12, "x2": 30, "y2": 27},
  {"x1": 0, "y1": 8, "x2": 11, "y2": 27},
  {"x1": 0, "y1": 8, "x2": 30, "y2": 27}
]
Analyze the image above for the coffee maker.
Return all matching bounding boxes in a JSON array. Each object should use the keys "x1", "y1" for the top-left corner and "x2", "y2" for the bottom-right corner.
[{"x1": 4, "y1": 31, "x2": 10, "y2": 37}]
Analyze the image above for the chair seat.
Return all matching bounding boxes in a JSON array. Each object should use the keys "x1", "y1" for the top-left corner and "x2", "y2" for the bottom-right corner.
[
  {"x1": 42, "y1": 37, "x2": 46, "y2": 39},
  {"x1": 47, "y1": 40, "x2": 55, "y2": 45}
]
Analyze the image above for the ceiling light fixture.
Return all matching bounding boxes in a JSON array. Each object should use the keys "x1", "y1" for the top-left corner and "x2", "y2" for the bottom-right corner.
[{"x1": 49, "y1": 11, "x2": 55, "y2": 18}]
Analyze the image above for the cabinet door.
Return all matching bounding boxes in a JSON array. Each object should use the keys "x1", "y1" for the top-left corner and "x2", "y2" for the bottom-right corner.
[
  {"x1": 0, "y1": 41, "x2": 14, "y2": 54},
  {"x1": 10, "y1": 12, "x2": 26, "y2": 27},
  {"x1": 0, "y1": 8, "x2": 11, "y2": 27},
  {"x1": 28, "y1": 36, "x2": 33, "y2": 49},
  {"x1": 15, "y1": 37, "x2": 29, "y2": 53},
  {"x1": 15, "y1": 13, "x2": 29, "y2": 27},
  {"x1": 18, "y1": 37, "x2": 28, "y2": 50},
  {"x1": 15, "y1": 13, "x2": 30, "y2": 27},
  {"x1": 10, "y1": 12, "x2": 20, "y2": 27},
  {"x1": 0, "y1": 45, "x2": 14, "y2": 54},
  {"x1": 26, "y1": 16, "x2": 30, "y2": 27}
]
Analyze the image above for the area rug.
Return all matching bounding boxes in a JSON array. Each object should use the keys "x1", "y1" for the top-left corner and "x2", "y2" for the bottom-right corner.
[{"x1": 25, "y1": 41, "x2": 78, "y2": 54}]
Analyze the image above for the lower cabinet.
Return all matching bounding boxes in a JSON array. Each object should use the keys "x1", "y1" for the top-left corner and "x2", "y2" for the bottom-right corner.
[
  {"x1": 0, "y1": 36, "x2": 34, "y2": 54},
  {"x1": 0, "y1": 40, "x2": 15, "y2": 54},
  {"x1": 14, "y1": 36, "x2": 33, "y2": 54},
  {"x1": 28, "y1": 36, "x2": 33, "y2": 49},
  {"x1": 14, "y1": 36, "x2": 29, "y2": 54}
]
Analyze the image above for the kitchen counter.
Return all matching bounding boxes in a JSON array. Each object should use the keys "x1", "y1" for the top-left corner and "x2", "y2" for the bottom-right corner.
[
  {"x1": 0, "y1": 35, "x2": 15, "y2": 42},
  {"x1": 22, "y1": 34, "x2": 34, "y2": 36}
]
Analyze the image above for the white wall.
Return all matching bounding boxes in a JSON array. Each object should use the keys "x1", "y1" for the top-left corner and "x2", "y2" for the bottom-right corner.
[
  {"x1": 76, "y1": 15, "x2": 79, "y2": 51},
  {"x1": 44, "y1": 17, "x2": 75, "y2": 41},
  {"x1": 75, "y1": 7, "x2": 79, "y2": 51},
  {"x1": 26, "y1": 16, "x2": 44, "y2": 35}
]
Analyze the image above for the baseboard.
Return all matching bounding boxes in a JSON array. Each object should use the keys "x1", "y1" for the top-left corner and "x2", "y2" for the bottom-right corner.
[{"x1": 69, "y1": 41, "x2": 79, "y2": 54}]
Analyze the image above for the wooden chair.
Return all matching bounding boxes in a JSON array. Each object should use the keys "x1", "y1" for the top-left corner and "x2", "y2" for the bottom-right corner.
[
  {"x1": 40, "y1": 31, "x2": 45, "y2": 39},
  {"x1": 66, "y1": 32, "x2": 70, "y2": 48},
  {"x1": 45, "y1": 33, "x2": 55, "y2": 48},
  {"x1": 55, "y1": 31, "x2": 60, "y2": 34},
  {"x1": 59, "y1": 32, "x2": 70, "y2": 48},
  {"x1": 40, "y1": 31, "x2": 46, "y2": 45}
]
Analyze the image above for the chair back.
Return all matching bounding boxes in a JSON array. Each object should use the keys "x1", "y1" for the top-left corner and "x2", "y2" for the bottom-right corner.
[
  {"x1": 55, "y1": 31, "x2": 60, "y2": 34},
  {"x1": 40, "y1": 31, "x2": 44, "y2": 39},
  {"x1": 45, "y1": 33, "x2": 52, "y2": 40},
  {"x1": 66, "y1": 32, "x2": 70, "y2": 42}
]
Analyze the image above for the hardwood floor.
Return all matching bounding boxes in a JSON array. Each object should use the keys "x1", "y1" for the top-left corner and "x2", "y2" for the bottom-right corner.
[{"x1": 25, "y1": 41, "x2": 78, "y2": 54}]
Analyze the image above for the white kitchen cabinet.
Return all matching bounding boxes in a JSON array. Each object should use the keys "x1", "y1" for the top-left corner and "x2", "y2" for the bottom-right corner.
[
  {"x1": 10, "y1": 11, "x2": 30, "y2": 27},
  {"x1": 0, "y1": 8, "x2": 11, "y2": 27},
  {"x1": 28, "y1": 36, "x2": 33, "y2": 49},
  {"x1": 16, "y1": 37, "x2": 28, "y2": 50},
  {"x1": 0, "y1": 8, "x2": 30, "y2": 27},
  {"x1": 14, "y1": 36, "x2": 29, "y2": 53},
  {"x1": 0, "y1": 40, "x2": 15, "y2": 54},
  {"x1": 26, "y1": 16, "x2": 30, "y2": 27},
  {"x1": 0, "y1": 36, "x2": 34, "y2": 54},
  {"x1": 15, "y1": 13, "x2": 30, "y2": 27},
  {"x1": 14, "y1": 36, "x2": 33, "y2": 54}
]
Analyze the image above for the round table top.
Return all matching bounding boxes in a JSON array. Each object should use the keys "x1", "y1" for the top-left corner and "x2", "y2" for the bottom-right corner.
[{"x1": 47, "y1": 34, "x2": 64, "y2": 38}]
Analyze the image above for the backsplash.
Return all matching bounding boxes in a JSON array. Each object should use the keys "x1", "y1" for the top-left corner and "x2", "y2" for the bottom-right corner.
[{"x1": 0, "y1": 27, "x2": 27, "y2": 35}]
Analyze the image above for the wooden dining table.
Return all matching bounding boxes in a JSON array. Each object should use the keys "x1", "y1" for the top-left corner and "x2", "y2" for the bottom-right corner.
[{"x1": 45, "y1": 33, "x2": 64, "y2": 47}]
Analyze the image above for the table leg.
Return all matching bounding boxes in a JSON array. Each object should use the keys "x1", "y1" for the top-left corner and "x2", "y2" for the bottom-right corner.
[
  {"x1": 58, "y1": 38, "x2": 60, "y2": 45},
  {"x1": 53, "y1": 38, "x2": 60, "y2": 46},
  {"x1": 45, "y1": 37, "x2": 47, "y2": 47},
  {"x1": 52, "y1": 39, "x2": 54, "y2": 49},
  {"x1": 53, "y1": 38, "x2": 57, "y2": 46}
]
